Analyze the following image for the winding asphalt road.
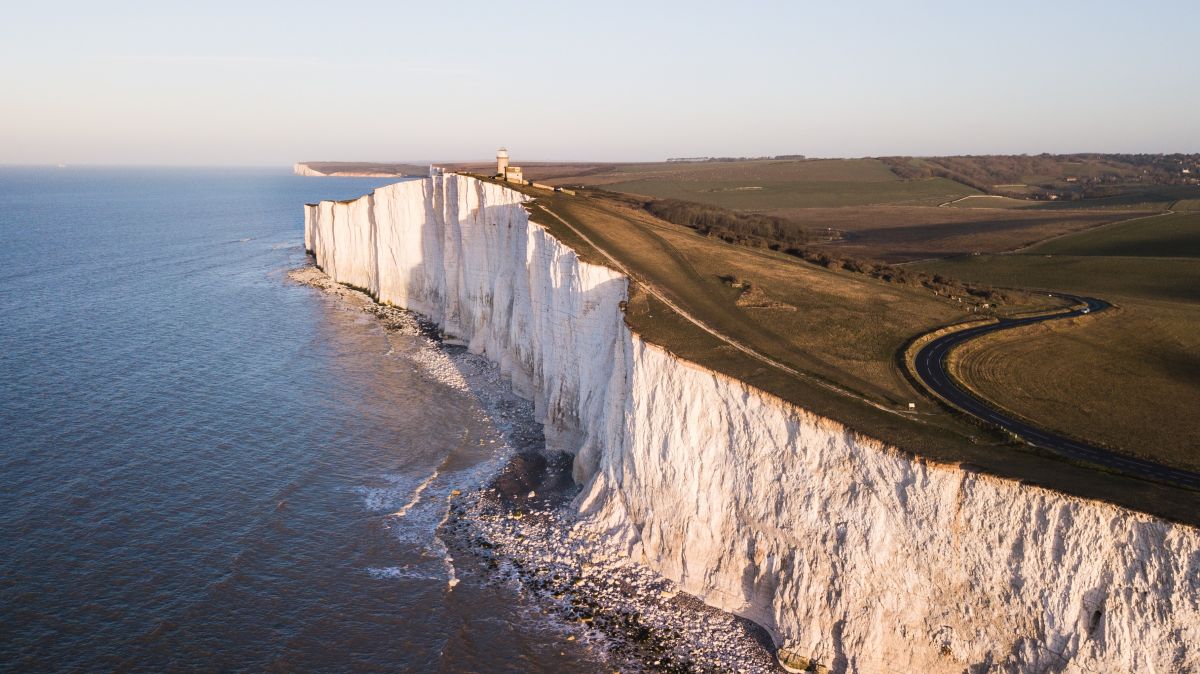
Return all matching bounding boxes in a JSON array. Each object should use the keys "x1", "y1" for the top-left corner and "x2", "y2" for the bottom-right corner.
[{"x1": 914, "y1": 296, "x2": 1200, "y2": 490}]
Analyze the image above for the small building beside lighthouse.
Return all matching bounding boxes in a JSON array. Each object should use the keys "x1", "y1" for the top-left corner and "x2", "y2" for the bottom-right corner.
[{"x1": 496, "y1": 147, "x2": 523, "y2": 183}]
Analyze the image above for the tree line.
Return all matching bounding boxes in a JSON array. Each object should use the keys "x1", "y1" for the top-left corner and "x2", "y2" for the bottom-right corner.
[{"x1": 643, "y1": 199, "x2": 811, "y2": 248}]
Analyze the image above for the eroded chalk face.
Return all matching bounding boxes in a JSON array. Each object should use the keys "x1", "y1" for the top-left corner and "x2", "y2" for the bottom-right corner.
[{"x1": 306, "y1": 173, "x2": 1200, "y2": 674}]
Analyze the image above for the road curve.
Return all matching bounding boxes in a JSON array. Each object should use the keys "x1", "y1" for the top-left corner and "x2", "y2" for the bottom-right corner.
[{"x1": 914, "y1": 296, "x2": 1200, "y2": 490}]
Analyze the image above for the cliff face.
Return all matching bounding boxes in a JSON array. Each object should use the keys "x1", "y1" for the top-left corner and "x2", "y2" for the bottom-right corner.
[{"x1": 305, "y1": 174, "x2": 1199, "y2": 673}]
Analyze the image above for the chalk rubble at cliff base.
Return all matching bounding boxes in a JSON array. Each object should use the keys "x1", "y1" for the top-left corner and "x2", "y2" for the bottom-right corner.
[{"x1": 303, "y1": 173, "x2": 1200, "y2": 673}]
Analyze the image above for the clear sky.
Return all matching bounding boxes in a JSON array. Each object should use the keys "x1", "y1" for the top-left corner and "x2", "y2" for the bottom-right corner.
[{"x1": 2, "y1": 0, "x2": 1196, "y2": 165}]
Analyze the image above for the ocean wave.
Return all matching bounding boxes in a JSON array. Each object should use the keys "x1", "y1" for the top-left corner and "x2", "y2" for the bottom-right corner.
[{"x1": 352, "y1": 474, "x2": 420, "y2": 512}]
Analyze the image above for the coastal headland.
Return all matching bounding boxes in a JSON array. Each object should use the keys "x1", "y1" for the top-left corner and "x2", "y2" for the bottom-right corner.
[{"x1": 301, "y1": 169, "x2": 1200, "y2": 672}]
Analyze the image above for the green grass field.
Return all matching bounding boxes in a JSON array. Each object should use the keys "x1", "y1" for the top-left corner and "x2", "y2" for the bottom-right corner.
[
  {"x1": 769, "y1": 205, "x2": 1150, "y2": 262},
  {"x1": 523, "y1": 158, "x2": 1174, "y2": 262},
  {"x1": 918, "y1": 254, "x2": 1200, "y2": 302},
  {"x1": 603, "y1": 158, "x2": 902, "y2": 181},
  {"x1": 1027, "y1": 211, "x2": 1200, "y2": 257},
  {"x1": 539, "y1": 158, "x2": 979, "y2": 209},
  {"x1": 916, "y1": 252, "x2": 1200, "y2": 469},
  {"x1": 595, "y1": 176, "x2": 976, "y2": 209},
  {"x1": 946, "y1": 186, "x2": 1198, "y2": 211}
]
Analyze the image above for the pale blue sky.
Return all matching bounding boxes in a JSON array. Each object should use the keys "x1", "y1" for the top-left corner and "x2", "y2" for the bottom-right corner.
[{"x1": 2, "y1": 1, "x2": 1196, "y2": 165}]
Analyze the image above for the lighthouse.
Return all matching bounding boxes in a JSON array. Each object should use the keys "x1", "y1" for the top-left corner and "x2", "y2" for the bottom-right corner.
[
  {"x1": 496, "y1": 147, "x2": 523, "y2": 183},
  {"x1": 496, "y1": 147, "x2": 509, "y2": 176}
]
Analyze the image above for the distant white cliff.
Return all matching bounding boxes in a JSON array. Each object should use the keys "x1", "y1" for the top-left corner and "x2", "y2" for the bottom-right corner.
[
  {"x1": 293, "y1": 162, "x2": 401, "y2": 178},
  {"x1": 293, "y1": 163, "x2": 327, "y2": 177},
  {"x1": 304, "y1": 173, "x2": 1199, "y2": 673}
]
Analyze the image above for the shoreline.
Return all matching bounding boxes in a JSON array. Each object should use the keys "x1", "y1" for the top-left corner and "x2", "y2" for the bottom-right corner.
[{"x1": 288, "y1": 263, "x2": 783, "y2": 673}]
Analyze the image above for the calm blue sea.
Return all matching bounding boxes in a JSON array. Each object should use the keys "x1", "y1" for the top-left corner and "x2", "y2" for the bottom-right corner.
[{"x1": 0, "y1": 167, "x2": 599, "y2": 672}]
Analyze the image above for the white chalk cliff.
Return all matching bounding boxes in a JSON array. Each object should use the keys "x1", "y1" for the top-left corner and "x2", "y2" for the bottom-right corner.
[
  {"x1": 294, "y1": 162, "x2": 402, "y2": 178},
  {"x1": 293, "y1": 163, "x2": 327, "y2": 177},
  {"x1": 304, "y1": 173, "x2": 1199, "y2": 673}
]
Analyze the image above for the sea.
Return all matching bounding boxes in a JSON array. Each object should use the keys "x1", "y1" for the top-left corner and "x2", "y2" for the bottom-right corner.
[{"x1": 0, "y1": 167, "x2": 604, "y2": 672}]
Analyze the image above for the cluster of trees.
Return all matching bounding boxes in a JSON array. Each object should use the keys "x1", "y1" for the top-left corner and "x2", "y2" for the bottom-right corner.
[
  {"x1": 795, "y1": 250, "x2": 1021, "y2": 306},
  {"x1": 1109, "y1": 153, "x2": 1200, "y2": 184},
  {"x1": 643, "y1": 199, "x2": 811, "y2": 248},
  {"x1": 641, "y1": 198, "x2": 1020, "y2": 309}
]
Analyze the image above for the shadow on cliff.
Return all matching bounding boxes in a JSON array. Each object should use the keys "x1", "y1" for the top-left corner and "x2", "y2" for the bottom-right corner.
[
  {"x1": 396, "y1": 182, "x2": 632, "y2": 499},
  {"x1": 400, "y1": 179, "x2": 630, "y2": 486}
]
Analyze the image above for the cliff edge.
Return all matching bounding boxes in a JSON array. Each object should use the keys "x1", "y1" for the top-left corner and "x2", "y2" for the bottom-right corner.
[{"x1": 304, "y1": 173, "x2": 1200, "y2": 673}]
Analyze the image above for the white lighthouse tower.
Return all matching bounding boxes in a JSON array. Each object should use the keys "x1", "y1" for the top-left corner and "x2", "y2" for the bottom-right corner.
[
  {"x1": 496, "y1": 147, "x2": 509, "y2": 177},
  {"x1": 496, "y1": 147, "x2": 523, "y2": 182}
]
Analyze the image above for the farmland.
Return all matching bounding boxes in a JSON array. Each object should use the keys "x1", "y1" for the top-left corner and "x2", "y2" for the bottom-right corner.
[
  {"x1": 587, "y1": 176, "x2": 974, "y2": 209},
  {"x1": 945, "y1": 188, "x2": 1195, "y2": 211},
  {"x1": 528, "y1": 157, "x2": 1166, "y2": 260},
  {"x1": 542, "y1": 158, "x2": 980, "y2": 209},
  {"x1": 917, "y1": 213, "x2": 1200, "y2": 470},
  {"x1": 770, "y1": 205, "x2": 1150, "y2": 262},
  {"x1": 1027, "y1": 211, "x2": 1200, "y2": 258}
]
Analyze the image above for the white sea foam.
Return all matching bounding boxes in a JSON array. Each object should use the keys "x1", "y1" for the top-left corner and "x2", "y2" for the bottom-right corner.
[
  {"x1": 429, "y1": 533, "x2": 459, "y2": 591},
  {"x1": 353, "y1": 474, "x2": 420, "y2": 512},
  {"x1": 365, "y1": 566, "x2": 443, "y2": 582},
  {"x1": 392, "y1": 469, "x2": 439, "y2": 519}
]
